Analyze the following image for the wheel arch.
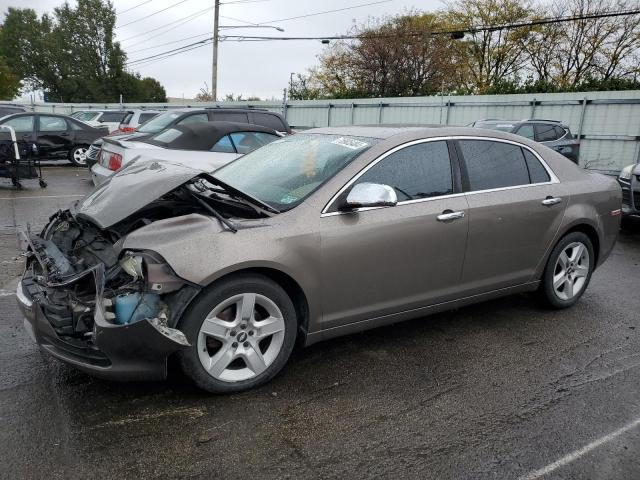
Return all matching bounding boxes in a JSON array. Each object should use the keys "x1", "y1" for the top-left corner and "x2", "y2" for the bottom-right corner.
[{"x1": 201, "y1": 267, "x2": 310, "y2": 341}]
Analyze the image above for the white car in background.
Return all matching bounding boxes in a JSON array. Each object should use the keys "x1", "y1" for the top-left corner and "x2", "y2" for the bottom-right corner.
[
  {"x1": 70, "y1": 110, "x2": 130, "y2": 133},
  {"x1": 91, "y1": 121, "x2": 281, "y2": 186},
  {"x1": 117, "y1": 109, "x2": 162, "y2": 133}
]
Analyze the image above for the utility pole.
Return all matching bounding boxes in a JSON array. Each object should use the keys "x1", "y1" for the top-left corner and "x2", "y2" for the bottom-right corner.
[{"x1": 212, "y1": 0, "x2": 220, "y2": 101}]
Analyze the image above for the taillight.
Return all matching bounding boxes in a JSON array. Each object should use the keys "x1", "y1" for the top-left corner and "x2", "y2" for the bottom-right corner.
[
  {"x1": 107, "y1": 153, "x2": 123, "y2": 171},
  {"x1": 120, "y1": 127, "x2": 136, "y2": 133}
]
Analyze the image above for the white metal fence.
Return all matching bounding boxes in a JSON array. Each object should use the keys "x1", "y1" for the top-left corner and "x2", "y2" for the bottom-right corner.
[{"x1": 15, "y1": 89, "x2": 640, "y2": 173}]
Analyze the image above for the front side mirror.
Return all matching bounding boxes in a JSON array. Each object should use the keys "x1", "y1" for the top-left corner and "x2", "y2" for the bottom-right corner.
[{"x1": 343, "y1": 182, "x2": 398, "y2": 210}]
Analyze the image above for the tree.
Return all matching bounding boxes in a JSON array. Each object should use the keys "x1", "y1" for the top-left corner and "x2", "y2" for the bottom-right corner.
[
  {"x1": 442, "y1": 0, "x2": 536, "y2": 93},
  {"x1": 302, "y1": 12, "x2": 462, "y2": 99},
  {"x1": 0, "y1": 55, "x2": 20, "y2": 99},
  {"x1": 0, "y1": 1, "x2": 167, "y2": 102}
]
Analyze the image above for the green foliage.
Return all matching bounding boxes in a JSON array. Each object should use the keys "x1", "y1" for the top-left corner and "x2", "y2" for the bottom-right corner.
[
  {"x1": 0, "y1": 1, "x2": 166, "y2": 102},
  {"x1": 0, "y1": 55, "x2": 20, "y2": 99}
]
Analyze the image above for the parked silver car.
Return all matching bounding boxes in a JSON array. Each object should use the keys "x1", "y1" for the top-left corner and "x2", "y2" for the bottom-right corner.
[{"x1": 17, "y1": 126, "x2": 621, "y2": 393}]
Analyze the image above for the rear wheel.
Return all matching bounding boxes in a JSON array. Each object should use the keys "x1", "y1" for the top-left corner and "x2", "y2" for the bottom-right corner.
[
  {"x1": 69, "y1": 145, "x2": 88, "y2": 166},
  {"x1": 177, "y1": 274, "x2": 297, "y2": 393},
  {"x1": 540, "y1": 232, "x2": 594, "y2": 308}
]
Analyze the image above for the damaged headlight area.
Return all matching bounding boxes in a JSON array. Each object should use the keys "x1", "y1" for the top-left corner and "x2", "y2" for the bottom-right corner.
[{"x1": 20, "y1": 210, "x2": 199, "y2": 377}]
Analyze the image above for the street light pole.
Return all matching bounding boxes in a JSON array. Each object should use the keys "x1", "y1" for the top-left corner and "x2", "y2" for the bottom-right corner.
[{"x1": 212, "y1": 0, "x2": 220, "y2": 101}]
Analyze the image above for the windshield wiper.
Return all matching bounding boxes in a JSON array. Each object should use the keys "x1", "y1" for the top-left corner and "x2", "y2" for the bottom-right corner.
[
  {"x1": 188, "y1": 190, "x2": 237, "y2": 233},
  {"x1": 201, "y1": 173, "x2": 280, "y2": 215}
]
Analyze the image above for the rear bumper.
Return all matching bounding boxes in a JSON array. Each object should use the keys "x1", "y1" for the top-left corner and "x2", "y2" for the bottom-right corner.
[
  {"x1": 17, "y1": 275, "x2": 188, "y2": 381},
  {"x1": 90, "y1": 163, "x2": 113, "y2": 186}
]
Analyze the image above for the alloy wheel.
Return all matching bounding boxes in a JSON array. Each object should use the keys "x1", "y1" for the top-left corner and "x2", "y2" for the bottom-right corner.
[
  {"x1": 73, "y1": 147, "x2": 87, "y2": 165},
  {"x1": 197, "y1": 293, "x2": 286, "y2": 382},
  {"x1": 553, "y1": 241, "x2": 590, "y2": 301}
]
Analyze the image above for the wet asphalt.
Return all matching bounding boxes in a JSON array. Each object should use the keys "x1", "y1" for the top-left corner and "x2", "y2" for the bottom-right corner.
[{"x1": 1, "y1": 164, "x2": 640, "y2": 480}]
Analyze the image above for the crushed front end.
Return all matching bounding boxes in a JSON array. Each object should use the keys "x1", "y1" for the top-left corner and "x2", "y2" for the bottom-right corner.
[{"x1": 17, "y1": 210, "x2": 200, "y2": 380}]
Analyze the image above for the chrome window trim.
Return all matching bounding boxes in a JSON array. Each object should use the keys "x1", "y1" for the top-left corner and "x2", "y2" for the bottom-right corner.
[{"x1": 320, "y1": 135, "x2": 559, "y2": 217}]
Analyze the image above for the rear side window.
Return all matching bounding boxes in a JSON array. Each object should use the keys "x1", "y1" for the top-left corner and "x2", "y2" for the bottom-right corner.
[
  {"x1": 460, "y1": 140, "x2": 529, "y2": 190},
  {"x1": 553, "y1": 126, "x2": 566, "y2": 139},
  {"x1": 230, "y1": 132, "x2": 279, "y2": 154},
  {"x1": 251, "y1": 112, "x2": 285, "y2": 131},
  {"x1": 212, "y1": 112, "x2": 248, "y2": 123},
  {"x1": 523, "y1": 149, "x2": 551, "y2": 183},
  {"x1": 515, "y1": 124, "x2": 535, "y2": 140},
  {"x1": 355, "y1": 141, "x2": 453, "y2": 201},
  {"x1": 177, "y1": 113, "x2": 208, "y2": 125},
  {"x1": 211, "y1": 135, "x2": 236, "y2": 153},
  {"x1": 535, "y1": 124, "x2": 560, "y2": 142}
]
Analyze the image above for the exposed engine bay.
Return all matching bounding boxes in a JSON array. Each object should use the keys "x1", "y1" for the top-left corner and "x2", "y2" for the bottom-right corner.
[{"x1": 21, "y1": 176, "x2": 268, "y2": 363}]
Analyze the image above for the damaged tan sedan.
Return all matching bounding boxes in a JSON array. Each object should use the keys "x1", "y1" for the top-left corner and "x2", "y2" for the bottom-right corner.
[{"x1": 17, "y1": 126, "x2": 621, "y2": 393}]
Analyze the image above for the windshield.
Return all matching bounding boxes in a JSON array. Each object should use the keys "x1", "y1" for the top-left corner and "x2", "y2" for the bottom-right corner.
[
  {"x1": 72, "y1": 111, "x2": 100, "y2": 122},
  {"x1": 213, "y1": 133, "x2": 377, "y2": 211},
  {"x1": 474, "y1": 122, "x2": 516, "y2": 132},
  {"x1": 137, "y1": 111, "x2": 181, "y2": 134}
]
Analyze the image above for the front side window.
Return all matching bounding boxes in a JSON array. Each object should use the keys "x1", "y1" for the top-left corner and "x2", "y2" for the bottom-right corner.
[
  {"x1": 515, "y1": 124, "x2": 535, "y2": 140},
  {"x1": 213, "y1": 134, "x2": 377, "y2": 211},
  {"x1": 230, "y1": 132, "x2": 279, "y2": 154},
  {"x1": 354, "y1": 141, "x2": 453, "y2": 201},
  {"x1": 39, "y1": 116, "x2": 67, "y2": 132},
  {"x1": 211, "y1": 135, "x2": 236, "y2": 153},
  {"x1": 177, "y1": 113, "x2": 208, "y2": 126},
  {"x1": 535, "y1": 124, "x2": 559, "y2": 142},
  {"x1": 460, "y1": 140, "x2": 530, "y2": 190},
  {"x1": 2, "y1": 115, "x2": 34, "y2": 133}
]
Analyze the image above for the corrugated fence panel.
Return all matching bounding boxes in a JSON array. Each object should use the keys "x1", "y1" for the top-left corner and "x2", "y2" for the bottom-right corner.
[{"x1": 17, "y1": 90, "x2": 640, "y2": 173}]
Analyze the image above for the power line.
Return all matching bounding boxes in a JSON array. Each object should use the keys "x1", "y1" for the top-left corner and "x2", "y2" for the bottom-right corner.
[
  {"x1": 116, "y1": 0, "x2": 191, "y2": 29},
  {"x1": 116, "y1": 0, "x2": 154, "y2": 16},
  {"x1": 127, "y1": 32, "x2": 211, "y2": 54},
  {"x1": 125, "y1": 8, "x2": 640, "y2": 68},
  {"x1": 254, "y1": 0, "x2": 393, "y2": 25},
  {"x1": 119, "y1": 6, "x2": 214, "y2": 44}
]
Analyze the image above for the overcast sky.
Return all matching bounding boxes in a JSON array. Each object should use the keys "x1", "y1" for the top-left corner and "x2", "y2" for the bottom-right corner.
[{"x1": 0, "y1": 0, "x2": 442, "y2": 100}]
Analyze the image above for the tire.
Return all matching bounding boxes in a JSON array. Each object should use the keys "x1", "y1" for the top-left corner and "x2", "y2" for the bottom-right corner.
[
  {"x1": 540, "y1": 232, "x2": 594, "y2": 309},
  {"x1": 69, "y1": 145, "x2": 88, "y2": 166},
  {"x1": 177, "y1": 274, "x2": 298, "y2": 393}
]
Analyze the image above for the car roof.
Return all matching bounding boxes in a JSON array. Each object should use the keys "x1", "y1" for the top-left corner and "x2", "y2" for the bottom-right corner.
[
  {"x1": 475, "y1": 119, "x2": 568, "y2": 126},
  {"x1": 143, "y1": 121, "x2": 277, "y2": 150}
]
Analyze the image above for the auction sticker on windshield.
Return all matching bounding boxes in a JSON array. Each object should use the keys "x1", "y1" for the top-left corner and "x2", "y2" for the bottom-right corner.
[{"x1": 331, "y1": 137, "x2": 369, "y2": 150}]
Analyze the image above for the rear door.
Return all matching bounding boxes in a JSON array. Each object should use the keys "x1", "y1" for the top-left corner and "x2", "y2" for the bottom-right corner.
[
  {"x1": 456, "y1": 139, "x2": 567, "y2": 294},
  {"x1": 36, "y1": 115, "x2": 74, "y2": 157},
  {"x1": 319, "y1": 140, "x2": 469, "y2": 329}
]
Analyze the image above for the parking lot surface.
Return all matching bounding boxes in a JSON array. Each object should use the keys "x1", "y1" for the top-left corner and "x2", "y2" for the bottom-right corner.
[{"x1": 1, "y1": 165, "x2": 640, "y2": 479}]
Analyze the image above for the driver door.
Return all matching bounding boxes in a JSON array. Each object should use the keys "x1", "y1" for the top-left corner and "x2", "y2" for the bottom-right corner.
[{"x1": 319, "y1": 140, "x2": 469, "y2": 330}]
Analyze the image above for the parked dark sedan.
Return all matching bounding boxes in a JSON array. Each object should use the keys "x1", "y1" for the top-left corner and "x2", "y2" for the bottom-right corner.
[
  {"x1": 618, "y1": 162, "x2": 640, "y2": 225},
  {"x1": 470, "y1": 119, "x2": 580, "y2": 164},
  {"x1": 0, "y1": 112, "x2": 108, "y2": 166}
]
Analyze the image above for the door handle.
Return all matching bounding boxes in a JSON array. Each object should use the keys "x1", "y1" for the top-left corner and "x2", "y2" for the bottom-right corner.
[
  {"x1": 60, "y1": 132, "x2": 70, "y2": 136},
  {"x1": 541, "y1": 196, "x2": 562, "y2": 206},
  {"x1": 437, "y1": 210, "x2": 465, "y2": 222}
]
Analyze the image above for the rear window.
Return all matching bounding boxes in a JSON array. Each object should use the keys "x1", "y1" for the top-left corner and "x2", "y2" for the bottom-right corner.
[
  {"x1": 474, "y1": 122, "x2": 515, "y2": 133},
  {"x1": 0, "y1": 107, "x2": 25, "y2": 117},
  {"x1": 120, "y1": 113, "x2": 133, "y2": 125},
  {"x1": 100, "y1": 111, "x2": 128, "y2": 122},
  {"x1": 138, "y1": 112, "x2": 158, "y2": 124},
  {"x1": 138, "y1": 111, "x2": 183, "y2": 133},
  {"x1": 150, "y1": 128, "x2": 183, "y2": 144},
  {"x1": 73, "y1": 111, "x2": 100, "y2": 122}
]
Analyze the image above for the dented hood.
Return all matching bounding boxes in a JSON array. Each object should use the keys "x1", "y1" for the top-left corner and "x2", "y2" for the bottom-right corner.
[{"x1": 75, "y1": 159, "x2": 203, "y2": 229}]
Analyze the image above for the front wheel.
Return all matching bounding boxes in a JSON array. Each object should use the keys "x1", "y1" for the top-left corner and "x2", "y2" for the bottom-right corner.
[
  {"x1": 69, "y1": 145, "x2": 88, "y2": 166},
  {"x1": 540, "y1": 232, "x2": 594, "y2": 309},
  {"x1": 177, "y1": 274, "x2": 298, "y2": 393}
]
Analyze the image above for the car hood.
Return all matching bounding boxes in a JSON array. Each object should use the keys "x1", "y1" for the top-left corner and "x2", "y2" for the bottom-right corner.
[{"x1": 75, "y1": 159, "x2": 205, "y2": 229}]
